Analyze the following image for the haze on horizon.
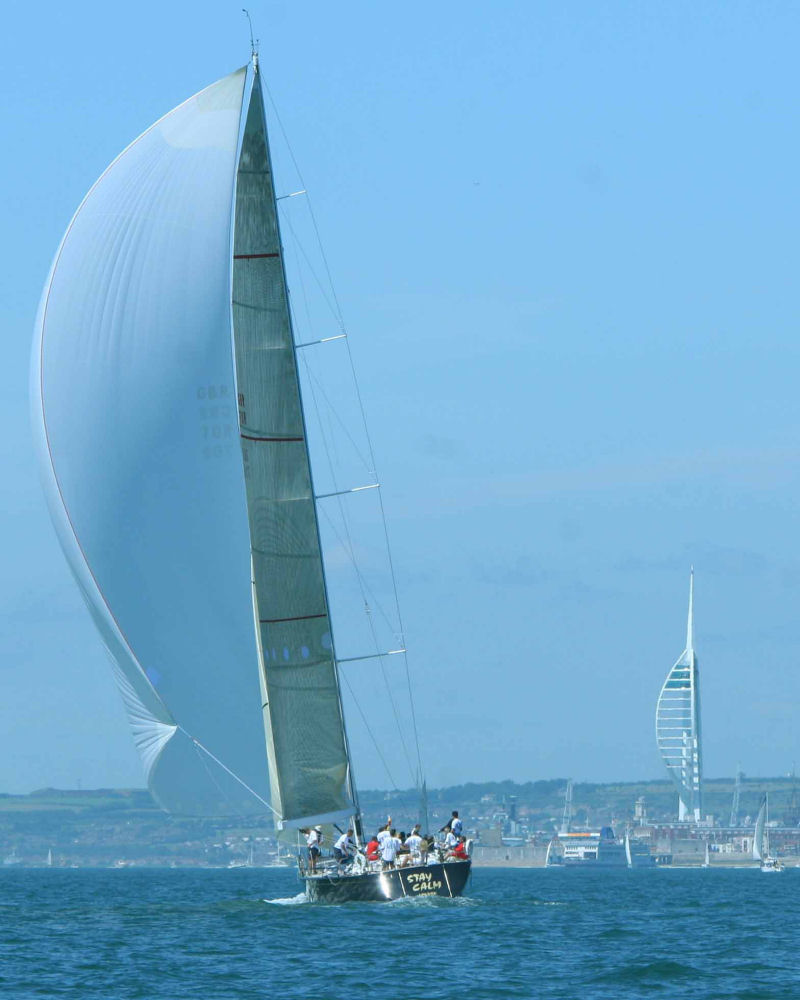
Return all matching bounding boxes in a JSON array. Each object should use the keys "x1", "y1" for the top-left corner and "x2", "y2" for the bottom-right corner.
[{"x1": 2, "y1": 1, "x2": 799, "y2": 798}]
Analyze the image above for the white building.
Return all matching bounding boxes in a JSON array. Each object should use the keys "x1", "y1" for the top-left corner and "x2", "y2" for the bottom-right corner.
[{"x1": 656, "y1": 570, "x2": 703, "y2": 823}]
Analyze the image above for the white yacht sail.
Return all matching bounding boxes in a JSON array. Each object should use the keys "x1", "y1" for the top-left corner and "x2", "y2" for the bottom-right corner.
[
  {"x1": 753, "y1": 795, "x2": 766, "y2": 861},
  {"x1": 32, "y1": 64, "x2": 355, "y2": 825},
  {"x1": 231, "y1": 72, "x2": 354, "y2": 829}
]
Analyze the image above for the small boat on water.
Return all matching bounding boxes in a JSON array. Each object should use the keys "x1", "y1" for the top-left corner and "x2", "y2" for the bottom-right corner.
[
  {"x1": 753, "y1": 795, "x2": 784, "y2": 873},
  {"x1": 32, "y1": 44, "x2": 469, "y2": 902}
]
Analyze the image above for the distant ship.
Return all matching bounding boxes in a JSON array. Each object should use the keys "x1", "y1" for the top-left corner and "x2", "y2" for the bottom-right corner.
[{"x1": 546, "y1": 827, "x2": 654, "y2": 868}]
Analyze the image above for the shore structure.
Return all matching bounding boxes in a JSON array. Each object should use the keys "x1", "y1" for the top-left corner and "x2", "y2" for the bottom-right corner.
[{"x1": 656, "y1": 570, "x2": 703, "y2": 823}]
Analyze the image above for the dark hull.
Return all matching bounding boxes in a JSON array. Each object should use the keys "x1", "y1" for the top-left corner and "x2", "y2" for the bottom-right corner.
[{"x1": 304, "y1": 860, "x2": 471, "y2": 903}]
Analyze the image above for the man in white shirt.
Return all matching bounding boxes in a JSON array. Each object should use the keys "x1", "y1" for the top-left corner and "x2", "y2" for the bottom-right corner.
[
  {"x1": 405, "y1": 825, "x2": 423, "y2": 863},
  {"x1": 444, "y1": 829, "x2": 459, "y2": 854},
  {"x1": 376, "y1": 819, "x2": 392, "y2": 851},
  {"x1": 303, "y1": 826, "x2": 321, "y2": 873},
  {"x1": 380, "y1": 828, "x2": 402, "y2": 869},
  {"x1": 334, "y1": 828, "x2": 355, "y2": 867}
]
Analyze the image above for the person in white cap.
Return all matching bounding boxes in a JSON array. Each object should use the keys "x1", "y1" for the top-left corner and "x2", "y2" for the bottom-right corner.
[{"x1": 302, "y1": 826, "x2": 322, "y2": 873}]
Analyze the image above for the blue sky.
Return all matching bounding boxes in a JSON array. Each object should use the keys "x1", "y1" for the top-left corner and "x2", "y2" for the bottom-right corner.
[{"x1": 2, "y1": 0, "x2": 799, "y2": 796}]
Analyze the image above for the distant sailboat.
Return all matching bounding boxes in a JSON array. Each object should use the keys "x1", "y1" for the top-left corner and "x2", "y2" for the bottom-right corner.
[
  {"x1": 32, "y1": 51, "x2": 469, "y2": 901},
  {"x1": 753, "y1": 795, "x2": 783, "y2": 873}
]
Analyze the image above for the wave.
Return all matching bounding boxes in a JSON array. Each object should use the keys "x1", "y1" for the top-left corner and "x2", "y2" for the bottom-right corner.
[
  {"x1": 592, "y1": 960, "x2": 705, "y2": 984},
  {"x1": 262, "y1": 892, "x2": 308, "y2": 906}
]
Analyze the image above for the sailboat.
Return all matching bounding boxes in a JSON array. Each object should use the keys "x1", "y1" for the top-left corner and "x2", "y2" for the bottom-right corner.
[
  {"x1": 31, "y1": 52, "x2": 470, "y2": 902},
  {"x1": 753, "y1": 795, "x2": 783, "y2": 873}
]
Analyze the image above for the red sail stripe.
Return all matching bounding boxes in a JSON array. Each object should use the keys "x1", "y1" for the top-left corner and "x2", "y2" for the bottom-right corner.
[
  {"x1": 260, "y1": 613, "x2": 327, "y2": 624},
  {"x1": 241, "y1": 434, "x2": 303, "y2": 442}
]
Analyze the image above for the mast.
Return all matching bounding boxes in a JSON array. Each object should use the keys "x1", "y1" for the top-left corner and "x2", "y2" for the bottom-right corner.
[{"x1": 231, "y1": 60, "x2": 359, "y2": 833}]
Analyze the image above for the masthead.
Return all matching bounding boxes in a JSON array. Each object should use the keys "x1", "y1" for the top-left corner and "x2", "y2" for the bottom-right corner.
[{"x1": 242, "y1": 8, "x2": 259, "y2": 69}]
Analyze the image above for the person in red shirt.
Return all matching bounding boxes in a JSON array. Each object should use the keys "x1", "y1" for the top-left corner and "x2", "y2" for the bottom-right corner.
[
  {"x1": 365, "y1": 834, "x2": 380, "y2": 861},
  {"x1": 452, "y1": 836, "x2": 469, "y2": 861}
]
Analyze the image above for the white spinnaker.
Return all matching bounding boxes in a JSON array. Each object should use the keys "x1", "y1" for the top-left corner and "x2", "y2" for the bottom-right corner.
[
  {"x1": 231, "y1": 76, "x2": 354, "y2": 829},
  {"x1": 32, "y1": 67, "x2": 271, "y2": 815}
]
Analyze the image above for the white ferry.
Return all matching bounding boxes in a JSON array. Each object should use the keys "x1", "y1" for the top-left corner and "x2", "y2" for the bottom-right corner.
[{"x1": 546, "y1": 827, "x2": 655, "y2": 868}]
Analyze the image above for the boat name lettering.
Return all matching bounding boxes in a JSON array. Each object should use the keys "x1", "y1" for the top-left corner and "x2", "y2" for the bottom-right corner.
[{"x1": 405, "y1": 872, "x2": 443, "y2": 892}]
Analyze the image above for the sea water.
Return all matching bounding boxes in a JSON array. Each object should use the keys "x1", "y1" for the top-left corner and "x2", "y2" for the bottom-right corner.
[{"x1": 1, "y1": 866, "x2": 798, "y2": 999}]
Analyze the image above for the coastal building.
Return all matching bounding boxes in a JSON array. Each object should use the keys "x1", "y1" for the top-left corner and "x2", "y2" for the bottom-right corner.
[{"x1": 655, "y1": 570, "x2": 703, "y2": 823}]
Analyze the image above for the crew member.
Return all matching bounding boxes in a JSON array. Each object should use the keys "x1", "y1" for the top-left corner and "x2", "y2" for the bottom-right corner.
[
  {"x1": 451, "y1": 836, "x2": 469, "y2": 861},
  {"x1": 440, "y1": 810, "x2": 463, "y2": 838},
  {"x1": 303, "y1": 826, "x2": 322, "y2": 873},
  {"x1": 333, "y1": 828, "x2": 355, "y2": 867},
  {"x1": 380, "y1": 827, "x2": 402, "y2": 869},
  {"x1": 405, "y1": 826, "x2": 423, "y2": 863},
  {"x1": 365, "y1": 834, "x2": 380, "y2": 862}
]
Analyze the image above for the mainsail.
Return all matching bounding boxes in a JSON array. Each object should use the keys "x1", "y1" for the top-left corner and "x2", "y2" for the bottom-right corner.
[
  {"x1": 655, "y1": 570, "x2": 703, "y2": 823},
  {"x1": 32, "y1": 62, "x2": 356, "y2": 826},
  {"x1": 753, "y1": 795, "x2": 767, "y2": 861},
  {"x1": 231, "y1": 71, "x2": 354, "y2": 828}
]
